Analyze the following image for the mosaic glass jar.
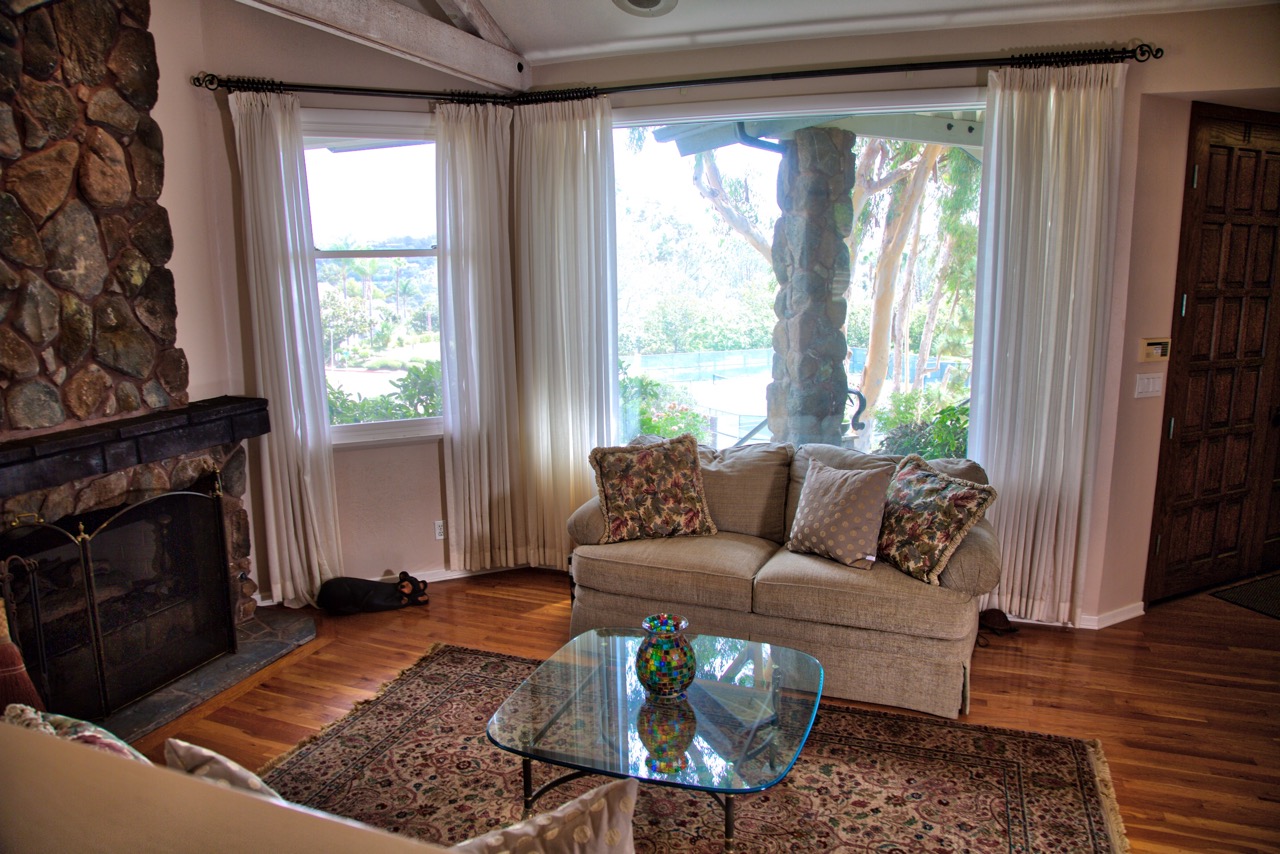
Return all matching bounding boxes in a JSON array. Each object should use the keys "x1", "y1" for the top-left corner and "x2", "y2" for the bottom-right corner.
[
  {"x1": 636, "y1": 695, "x2": 696, "y2": 773},
  {"x1": 634, "y1": 613, "x2": 696, "y2": 699}
]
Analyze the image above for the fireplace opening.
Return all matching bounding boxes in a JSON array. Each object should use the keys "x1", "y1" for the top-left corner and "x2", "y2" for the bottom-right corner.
[{"x1": 1, "y1": 481, "x2": 235, "y2": 721}]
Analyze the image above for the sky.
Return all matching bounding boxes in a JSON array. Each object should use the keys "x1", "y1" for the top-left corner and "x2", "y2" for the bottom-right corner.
[{"x1": 304, "y1": 142, "x2": 437, "y2": 250}]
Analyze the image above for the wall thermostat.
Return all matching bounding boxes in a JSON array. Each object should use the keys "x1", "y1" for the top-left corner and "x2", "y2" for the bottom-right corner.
[{"x1": 1140, "y1": 338, "x2": 1171, "y2": 362}]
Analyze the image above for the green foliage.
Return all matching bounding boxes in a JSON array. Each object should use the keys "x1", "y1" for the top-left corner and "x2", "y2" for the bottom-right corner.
[
  {"x1": 409, "y1": 305, "x2": 437, "y2": 334},
  {"x1": 846, "y1": 301, "x2": 872, "y2": 349},
  {"x1": 875, "y1": 387, "x2": 970, "y2": 458},
  {"x1": 326, "y1": 383, "x2": 414, "y2": 424},
  {"x1": 391, "y1": 362, "x2": 443, "y2": 417},
  {"x1": 320, "y1": 292, "x2": 374, "y2": 366},
  {"x1": 326, "y1": 361, "x2": 443, "y2": 425},
  {"x1": 619, "y1": 279, "x2": 776, "y2": 355},
  {"x1": 618, "y1": 366, "x2": 710, "y2": 443}
]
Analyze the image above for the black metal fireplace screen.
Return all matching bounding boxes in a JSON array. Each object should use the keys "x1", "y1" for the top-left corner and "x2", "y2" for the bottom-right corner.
[{"x1": 1, "y1": 485, "x2": 236, "y2": 721}]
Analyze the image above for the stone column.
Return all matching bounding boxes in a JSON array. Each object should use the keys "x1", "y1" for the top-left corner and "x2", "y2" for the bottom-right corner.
[{"x1": 766, "y1": 127, "x2": 856, "y2": 446}]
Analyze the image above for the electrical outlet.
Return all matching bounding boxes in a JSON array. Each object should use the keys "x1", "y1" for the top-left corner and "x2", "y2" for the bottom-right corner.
[{"x1": 435, "y1": 520, "x2": 445, "y2": 540}]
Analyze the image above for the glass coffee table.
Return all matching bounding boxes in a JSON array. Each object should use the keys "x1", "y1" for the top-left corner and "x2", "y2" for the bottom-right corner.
[{"x1": 486, "y1": 628, "x2": 823, "y2": 851}]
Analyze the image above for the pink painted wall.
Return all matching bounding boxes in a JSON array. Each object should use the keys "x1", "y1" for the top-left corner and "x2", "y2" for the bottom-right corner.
[{"x1": 152, "y1": 1, "x2": 1280, "y2": 618}]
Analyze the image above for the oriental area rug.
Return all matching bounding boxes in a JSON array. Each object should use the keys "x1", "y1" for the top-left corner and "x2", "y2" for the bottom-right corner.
[{"x1": 261, "y1": 644, "x2": 1127, "y2": 853}]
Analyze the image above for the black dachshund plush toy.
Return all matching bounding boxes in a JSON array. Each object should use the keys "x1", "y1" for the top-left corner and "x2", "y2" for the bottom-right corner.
[{"x1": 317, "y1": 571, "x2": 429, "y2": 616}]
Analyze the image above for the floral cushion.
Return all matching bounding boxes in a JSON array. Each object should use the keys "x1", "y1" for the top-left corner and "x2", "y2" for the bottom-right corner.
[
  {"x1": 3, "y1": 703, "x2": 151, "y2": 764},
  {"x1": 877, "y1": 455, "x2": 997, "y2": 584},
  {"x1": 590, "y1": 434, "x2": 717, "y2": 543},
  {"x1": 787, "y1": 457, "x2": 894, "y2": 569}
]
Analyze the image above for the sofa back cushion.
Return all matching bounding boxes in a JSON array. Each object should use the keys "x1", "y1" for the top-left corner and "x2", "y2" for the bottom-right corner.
[
  {"x1": 698, "y1": 442, "x2": 794, "y2": 542},
  {"x1": 785, "y1": 445, "x2": 899, "y2": 536}
]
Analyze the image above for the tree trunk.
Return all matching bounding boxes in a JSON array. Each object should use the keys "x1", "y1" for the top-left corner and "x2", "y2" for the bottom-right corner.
[
  {"x1": 914, "y1": 234, "x2": 953, "y2": 391},
  {"x1": 893, "y1": 217, "x2": 922, "y2": 388},
  {"x1": 859, "y1": 144, "x2": 944, "y2": 420},
  {"x1": 693, "y1": 152, "x2": 773, "y2": 263}
]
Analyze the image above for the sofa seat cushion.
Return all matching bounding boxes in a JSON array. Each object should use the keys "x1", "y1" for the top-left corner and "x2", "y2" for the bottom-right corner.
[
  {"x1": 572, "y1": 532, "x2": 777, "y2": 613},
  {"x1": 752, "y1": 549, "x2": 977, "y2": 641}
]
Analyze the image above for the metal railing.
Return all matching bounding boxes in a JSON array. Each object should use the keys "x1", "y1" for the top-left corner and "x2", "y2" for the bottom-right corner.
[{"x1": 733, "y1": 388, "x2": 868, "y2": 447}]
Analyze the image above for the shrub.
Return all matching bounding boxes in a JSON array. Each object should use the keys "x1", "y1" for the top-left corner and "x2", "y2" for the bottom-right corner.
[
  {"x1": 325, "y1": 360, "x2": 443, "y2": 425},
  {"x1": 619, "y1": 366, "x2": 710, "y2": 443},
  {"x1": 877, "y1": 399, "x2": 969, "y2": 459}
]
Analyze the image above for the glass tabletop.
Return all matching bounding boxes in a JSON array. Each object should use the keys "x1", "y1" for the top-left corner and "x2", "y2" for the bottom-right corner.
[{"x1": 486, "y1": 628, "x2": 823, "y2": 794}]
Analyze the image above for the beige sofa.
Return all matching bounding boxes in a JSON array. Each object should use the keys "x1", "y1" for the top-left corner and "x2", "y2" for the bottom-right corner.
[
  {"x1": 0, "y1": 720, "x2": 636, "y2": 854},
  {"x1": 567, "y1": 442, "x2": 1002, "y2": 719}
]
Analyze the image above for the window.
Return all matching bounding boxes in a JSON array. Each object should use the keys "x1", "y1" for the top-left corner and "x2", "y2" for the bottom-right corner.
[
  {"x1": 301, "y1": 110, "x2": 441, "y2": 444},
  {"x1": 613, "y1": 94, "x2": 983, "y2": 455}
]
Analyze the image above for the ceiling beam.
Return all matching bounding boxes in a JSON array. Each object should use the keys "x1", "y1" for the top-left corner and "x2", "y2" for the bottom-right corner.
[
  {"x1": 236, "y1": 0, "x2": 530, "y2": 92},
  {"x1": 435, "y1": 0, "x2": 517, "y2": 53}
]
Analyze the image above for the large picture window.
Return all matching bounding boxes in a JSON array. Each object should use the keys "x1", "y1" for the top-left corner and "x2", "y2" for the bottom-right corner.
[
  {"x1": 613, "y1": 98, "x2": 982, "y2": 455},
  {"x1": 301, "y1": 111, "x2": 441, "y2": 443}
]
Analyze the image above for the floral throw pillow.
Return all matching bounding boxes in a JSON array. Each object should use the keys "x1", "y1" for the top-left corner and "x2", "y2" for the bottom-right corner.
[
  {"x1": 3, "y1": 703, "x2": 151, "y2": 764},
  {"x1": 590, "y1": 434, "x2": 717, "y2": 543},
  {"x1": 877, "y1": 455, "x2": 997, "y2": 584}
]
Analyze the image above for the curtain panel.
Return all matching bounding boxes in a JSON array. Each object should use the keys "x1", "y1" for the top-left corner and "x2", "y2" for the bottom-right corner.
[
  {"x1": 228, "y1": 91, "x2": 344, "y2": 607},
  {"x1": 436, "y1": 98, "x2": 617, "y2": 573},
  {"x1": 436, "y1": 103, "x2": 526, "y2": 572},
  {"x1": 513, "y1": 98, "x2": 618, "y2": 570},
  {"x1": 970, "y1": 64, "x2": 1127, "y2": 624}
]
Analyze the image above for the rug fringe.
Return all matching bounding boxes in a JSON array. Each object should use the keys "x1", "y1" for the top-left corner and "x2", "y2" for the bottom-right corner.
[
  {"x1": 257, "y1": 642, "x2": 446, "y2": 776},
  {"x1": 1085, "y1": 738, "x2": 1130, "y2": 854}
]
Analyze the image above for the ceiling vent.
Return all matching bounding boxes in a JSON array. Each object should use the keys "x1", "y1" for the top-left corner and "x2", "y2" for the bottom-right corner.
[{"x1": 612, "y1": 0, "x2": 678, "y2": 17}]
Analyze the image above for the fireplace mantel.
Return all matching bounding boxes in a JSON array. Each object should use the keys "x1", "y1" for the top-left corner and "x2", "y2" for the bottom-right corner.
[{"x1": 0, "y1": 396, "x2": 270, "y2": 499}]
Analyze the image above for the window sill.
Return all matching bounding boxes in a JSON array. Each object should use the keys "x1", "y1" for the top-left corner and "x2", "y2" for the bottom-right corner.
[{"x1": 330, "y1": 417, "x2": 443, "y2": 449}]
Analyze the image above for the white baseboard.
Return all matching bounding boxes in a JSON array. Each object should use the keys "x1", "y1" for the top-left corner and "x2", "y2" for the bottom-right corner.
[
  {"x1": 250, "y1": 566, "x2": 543, "y2": 608},
  {"x1": 1001, "y1": 600, "x2": 1146, "y2": 631},
  {"x1": 412, "y1": 565, "x2": 514, "y2": 584},
  {"x1": 1077, "y1": 601, "x2": 1146, "y2": 629}
]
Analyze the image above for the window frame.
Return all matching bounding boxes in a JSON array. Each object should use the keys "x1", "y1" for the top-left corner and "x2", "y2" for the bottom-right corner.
[{"x1": 300, "y1": 108, "x2": 442, "y2": 447}]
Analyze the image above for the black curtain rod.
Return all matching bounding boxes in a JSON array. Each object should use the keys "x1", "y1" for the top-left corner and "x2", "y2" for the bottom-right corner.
[{"x1": 191, "y1": 42, "x2": 1162, "y2": 105}]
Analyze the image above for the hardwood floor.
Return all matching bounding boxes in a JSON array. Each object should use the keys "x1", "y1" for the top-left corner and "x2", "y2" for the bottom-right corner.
[{"x1": 132, "y1": 568, "x2": 1280, "y2": 853}]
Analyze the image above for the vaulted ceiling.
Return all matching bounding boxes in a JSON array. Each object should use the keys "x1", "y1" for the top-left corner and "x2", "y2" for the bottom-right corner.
[{"x1": 238, "y1": 0, "x2": 1272, "y2": 91}]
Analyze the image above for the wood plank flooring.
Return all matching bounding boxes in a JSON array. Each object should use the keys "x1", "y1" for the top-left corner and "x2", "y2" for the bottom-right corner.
[{"x1": 132, "y1": 568, "x2": 1280, "y2": 853}]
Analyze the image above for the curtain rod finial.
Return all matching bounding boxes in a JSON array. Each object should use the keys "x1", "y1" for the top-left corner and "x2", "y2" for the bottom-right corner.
[{"x1": 192, "y1": 72, "x2": 221, "y2": 91}]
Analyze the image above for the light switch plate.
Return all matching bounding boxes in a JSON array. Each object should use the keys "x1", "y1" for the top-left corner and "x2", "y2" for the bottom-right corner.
[{"x1": 1135, "y1": 373, "x2": 1164, "y2": 398}]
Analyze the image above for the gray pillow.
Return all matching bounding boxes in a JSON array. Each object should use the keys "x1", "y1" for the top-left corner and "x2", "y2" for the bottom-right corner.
[{"x1": 787, "y1": 457, "x2": 894, "y2": 569}]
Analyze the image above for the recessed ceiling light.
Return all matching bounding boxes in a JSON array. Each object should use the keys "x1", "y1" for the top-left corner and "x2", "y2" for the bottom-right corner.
[{"x1": 613, "y1": 0, "x2": 678, "y2": 18}]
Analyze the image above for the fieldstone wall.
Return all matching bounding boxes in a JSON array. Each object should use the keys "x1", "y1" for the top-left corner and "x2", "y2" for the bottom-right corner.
[
  {"x1": 0, "y1": 0, "x2": 186, "y2": 435},
  {"x1": 0, "y1": 1, "x2": 261, "y2": 622},
  {"x1": 766, "y1": 127, "x2": 856, "y2": 446}
]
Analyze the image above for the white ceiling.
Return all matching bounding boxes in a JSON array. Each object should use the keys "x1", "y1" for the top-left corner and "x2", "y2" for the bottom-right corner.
[{"x1": 401, "y1": 0, "x2": 1274, "y2": 64}]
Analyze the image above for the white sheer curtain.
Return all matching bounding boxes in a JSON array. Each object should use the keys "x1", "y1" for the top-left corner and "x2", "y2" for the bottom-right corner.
[
  {"x1": 970, "y1": 64, "x2": 1127, "y2": 624},
  {"x1": 435, "y1": 103, "x2": 526, "y2": 572},
  {"x1": 512, "y1": 98, "x2": 617, "y2": 570},
  {"x1": 228, "y1": 91, "x2": 344, "y2": 606}
]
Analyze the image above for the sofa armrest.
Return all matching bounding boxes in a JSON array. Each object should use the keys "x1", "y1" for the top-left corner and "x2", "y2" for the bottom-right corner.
[
  {"x1": 567, "y1": 498, "x2": 606, "y2": 547},
  {"x1": 937, "y1": 519, "x2": 1002, "y2": 595}
]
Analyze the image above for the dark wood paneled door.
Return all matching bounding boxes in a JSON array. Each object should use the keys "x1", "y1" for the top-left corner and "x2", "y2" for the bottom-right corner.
[{"x1": 1145, "y1": 102, "x2": 1280, "y2": 604}]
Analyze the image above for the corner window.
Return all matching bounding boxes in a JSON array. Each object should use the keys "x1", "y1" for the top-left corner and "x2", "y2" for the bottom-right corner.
[{"x1": 301, "y1": 110, "x2": 441, "y2": 444}]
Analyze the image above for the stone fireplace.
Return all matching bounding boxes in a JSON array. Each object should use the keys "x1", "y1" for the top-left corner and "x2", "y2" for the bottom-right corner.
[
  {"x1": 0, "y1": 397, "x2": 270, "y2": 718},
  {"x1": 1, "y1": 1, "x2": 278, "y2": 723}
]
